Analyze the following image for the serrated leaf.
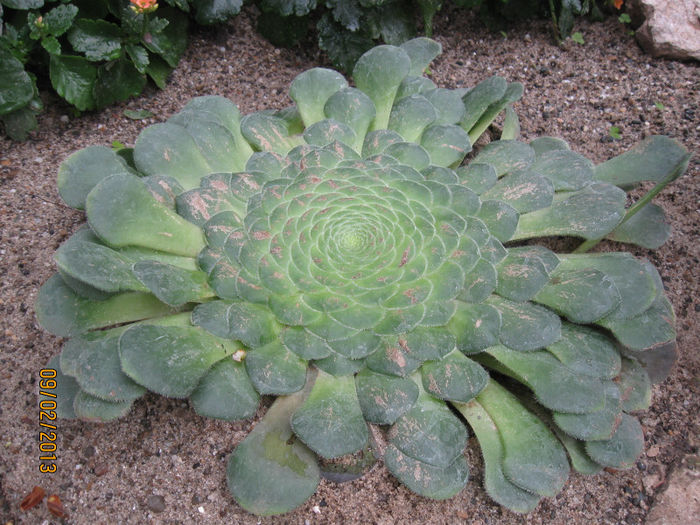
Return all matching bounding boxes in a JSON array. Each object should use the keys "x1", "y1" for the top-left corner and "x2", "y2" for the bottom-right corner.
[
  {"x1": 67, "y1": 19, "x2": 122, "y2": 61},
  {"x1": 94, "y1": 59, "x2": 146, "y2": 108},
  {"x1": 193, "y1": 0, "x2": 243, "y2": 25},
  {"x1": 49, "y1": 54, "x2": 97, "y2": 111},
  {"x1": 318, "y1": 13, "x2": 374, "y2": 72}
]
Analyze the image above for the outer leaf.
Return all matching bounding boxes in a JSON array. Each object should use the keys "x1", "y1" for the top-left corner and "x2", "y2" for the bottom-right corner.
[
  {"x1": 594, "y1": 136, "x2": 689, "y2": 187},
  {"x1": 190, "y1": 359, "x2": 260, "y2": 420},
  {"x1": 119, "y1": 324, "x2": 238, "y2": 398},
  {"x1": 86, "y1": 173, "x2": 206, "y2": 256},
  {"x1": 420, "y1": 349, "x2": 488, "y2": 402},
  {"x1": 57, "y1": 145, "x2": 135, "y2": 210},
  {"x1": 41, "y1": 356, "x2": 79, "y2": 420},
  {"x1": 246, "y1": 340, "x2": 307, "y2": 395},
  {"x1": 291, "y1": 371, "x2": 368, "y2": 458},
  {"x1": 35, "y1": 274, "x2": 173, "y2": 337},
  {"x1": 476, "y1": 381, "x2": 570, "y2": 498},
  {"x1": 606, "y1": 203, "x2": 671, "y2": 249},
  {"x1": 585, "y1": 413, "x2": 644, "y2": 469},
  {"x1": 353, "y1": 44, "x2": 411, "y2": 130},
  {"x1": 384, "y1": 444, "x2": 469, "y2": 500},
  {"x1": 227, "y1": 382, "x2": 320, "y2": 516},
  {"x1": 73, "y1": 390, "x2": 133, "y2": 421},
  {"x1": 456, "y1": 400, "x2": 540, "y2": 513},
  {"x1": 355, "y1": 368, "x2": 419, "y2": 424},
  {"x1": 290, "y1": 68, "x2": 348, "y2": 127},
  {"x1": 389, "y1": 386, "x2": 468, "y2": 468},
  {"x1": 400, "y1": 37, "x2": 441, "y2": 76},
  {"x1": 513, "y1": 183, "x2": 626, "y2": 241}
]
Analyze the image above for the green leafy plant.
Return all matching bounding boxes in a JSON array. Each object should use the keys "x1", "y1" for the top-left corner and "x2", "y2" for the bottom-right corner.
[
  {"x1": 255, "y1": 0, "x2": 447, "y2": 71},
  {"x1": 457, "y1": 0, "x2": 609, "y2": 41},
  {"x1": 0, "y1": 0, "x2": 242, "y2": 140},
  {"x1": 609, "y1": 125, "x2": 621, "y2": 139},
  {"x1": 36, "y1": 39, "x2": 689, "y2": 516}
]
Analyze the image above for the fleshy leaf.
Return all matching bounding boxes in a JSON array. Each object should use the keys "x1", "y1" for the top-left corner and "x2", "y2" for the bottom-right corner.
[
  {"x1": 42, "y1": 356, "x2": 79, "y2": 420},
  {"x1": 534, "y1": 268, "x2": 621, "y2": 323},
  {"x1": 553, "y1": 382, "x2": 622, "y2": 440},
  {"x1": 245, "y1": 340, "x2": 307, "y2": 395},
  {"x1": 594, "y1": 135, "x2": 689, "y2": 187},
  {"x1": 420, "y1": 349, "x2": 488, "y2": 402},
  {"x1": 606, "y1": 203, "x2": 671, "y2": 249},
  {"x1": 355, "y1": 369, "x2": 419, "y2": 424},
  {"x1": 35, "y1": 274, "x2": 173, "y2": 337},
  {"x1": 487, "y1": 297, "x2": 561, "y2": 352},
  {"x1": 73, "y1": 390, "x2": 133, "y2": 422},
  {"x1": 585, "y1": 413, "x2": 644, "y2": 469},
  {"x1": 227, "y1": 382, "x2": 320, "y2": 516},
  {"x1": 389, "y1": 385, "x2": 468, "y2": 468},
  {"x1": 119, "y1": 324, "x2": 238, "y2": 398},
  {"x1": 456, "y1": 400, "x2": 540, "y2": 513},
  {"x1": 384, "y1": 444, "x2": 469, "y2": 500},
  {"x1": 476, "y1": 381, "x2": 569, "y2": 498},
  {"x1": 190, "y1": 359, "x2": 260, "y2": 421},
  {"x1": 353, "y1": 45, "x2": 411, "y2": 131},
  {"x1": 485, "y1": 345, "x2": 607, "y2": 414},
  {"x1": 616, "y1": 357, "x2": 652, "y2": 412},
  {"x1": 291, "y1": 371, "x2": 368, "y2": 458},
  {"x1": 57, "y1": 146, "x2": 135, "y2": 210},
  {"x1": 86, "y1": 174, "x2": 206, "y2": 257},
  {"x1": 513, "y1": 183, "x2": 626, "y2": 241},
  {"x1": 289, "y1": 68, "x2": 348, "y2": 127}
]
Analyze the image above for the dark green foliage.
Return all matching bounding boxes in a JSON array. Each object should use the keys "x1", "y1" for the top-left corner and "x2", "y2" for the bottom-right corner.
[{"x1": 0, "y1": 0, "x2": 243, "y2": 139}]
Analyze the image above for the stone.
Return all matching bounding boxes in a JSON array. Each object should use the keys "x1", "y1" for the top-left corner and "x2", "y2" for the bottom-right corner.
[
  {"x1": 628, "y1": 0, "x2": 700, "y2": 61},
  {"x1": 646, "y1": 455, "x2": 700, "y2": 525}
]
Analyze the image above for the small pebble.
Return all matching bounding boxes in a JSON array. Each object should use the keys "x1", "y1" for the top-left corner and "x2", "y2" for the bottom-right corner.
[
  {"x1": 146, "y1": 494, "x2": 166, "y2": 513},
  {"x1": 59, "y1": 115, "x2": 69, "y2": 123}
]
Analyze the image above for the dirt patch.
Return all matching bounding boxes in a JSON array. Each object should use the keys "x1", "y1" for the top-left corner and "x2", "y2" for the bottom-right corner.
[{"x1": 1, "y1": 7, "x2": 698, "y2": 525}]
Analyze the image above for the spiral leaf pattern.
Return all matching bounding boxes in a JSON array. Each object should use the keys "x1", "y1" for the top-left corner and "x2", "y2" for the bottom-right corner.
[{"x1": 36, "y1": 38, "x2": 689, "y2": 516}]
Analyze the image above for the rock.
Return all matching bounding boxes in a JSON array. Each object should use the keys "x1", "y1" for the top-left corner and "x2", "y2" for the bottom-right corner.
[
  {"x1": 646, "y1": 455, "x2": 700, "y2": 525},
  {"x1": 146, "y1": 494, "x2": 166, "y2": 513},
  {"x1": 628, "y1": 0, "x2": 700, "y2": 61}
]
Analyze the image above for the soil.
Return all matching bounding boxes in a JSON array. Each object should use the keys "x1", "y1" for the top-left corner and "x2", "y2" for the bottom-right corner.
[{"x1": 1, "y1": 6, "x2": 698, "y2": 525}]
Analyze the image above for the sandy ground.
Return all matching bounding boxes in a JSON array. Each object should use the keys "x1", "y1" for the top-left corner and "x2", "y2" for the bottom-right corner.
[{"x1": 1, "y1": 7, "x2": 698, "y2": 524}]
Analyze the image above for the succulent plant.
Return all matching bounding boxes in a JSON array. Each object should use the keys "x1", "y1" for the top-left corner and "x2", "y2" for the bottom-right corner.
[{"x1": 36, "y1": 38, "x2": 689, "y2": 516}]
